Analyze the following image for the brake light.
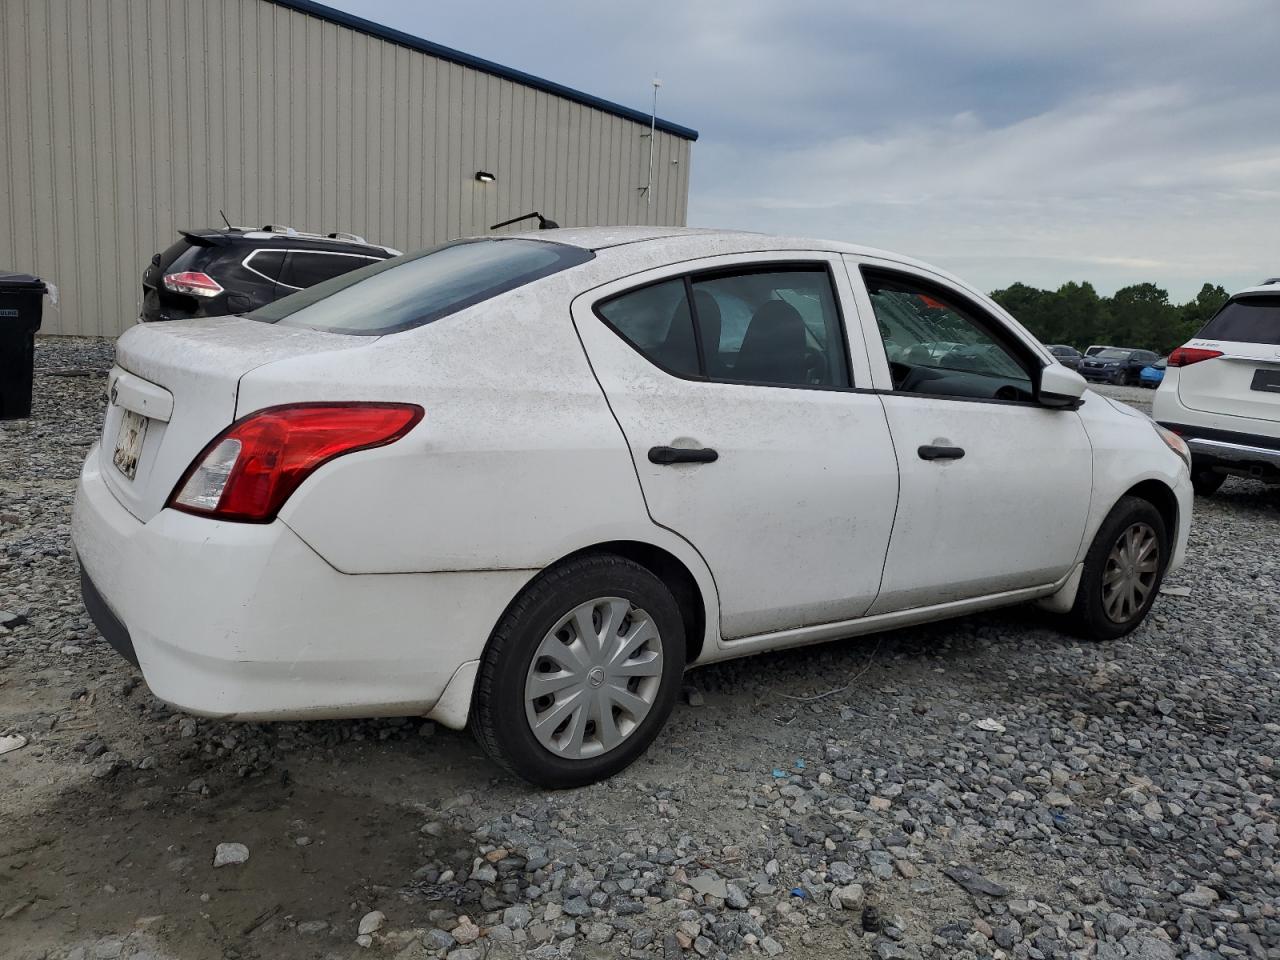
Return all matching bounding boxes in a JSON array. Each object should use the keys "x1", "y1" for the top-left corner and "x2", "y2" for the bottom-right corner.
[
  {"x1": 1167, "y1": 346, "x2": 1223, "y2": 367},
  {"x1": 168, "y1": 403, "x2": 423, "y2": 522},
  {"x1": 163, "y1": 271, "x2": 224, "y2": 298}
]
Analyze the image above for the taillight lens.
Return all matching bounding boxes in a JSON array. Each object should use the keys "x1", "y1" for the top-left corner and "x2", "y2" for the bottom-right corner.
[
  {"x1": 163, "y1": 271, "x2": 224, "y2": 298},
  {"x1": 1167, "y1": 346, "x2": 1223, "y2": 367},
  {"x1": 168, "y1": 403, "x2": 424, "y2": 522}
]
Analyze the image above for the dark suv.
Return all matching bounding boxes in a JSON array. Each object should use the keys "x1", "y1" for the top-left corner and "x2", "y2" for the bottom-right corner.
[
  {"x1": 1046, "y1": 344, "x2": 1082, "y2": 370},
  {"x1": 1079, "y1": 347, "x2": 1159, "y2": 385},
  {"x1": 141, "y1": 226, "x2": 400, "y2": 322}
]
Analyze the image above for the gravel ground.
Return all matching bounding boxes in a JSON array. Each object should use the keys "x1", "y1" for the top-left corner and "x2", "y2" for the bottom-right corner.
[{"x1": 1, "y1": 338, "x2": 1277, "y2": 960}]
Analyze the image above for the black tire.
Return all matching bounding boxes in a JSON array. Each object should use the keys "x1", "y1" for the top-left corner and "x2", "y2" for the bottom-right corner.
[
  {"x1": 1069, "y1": 495, "x2": 1169, "y2": 641},
  {"x1": 471, "y1": 554, "x2": 685, "y2": 788},
  {"x1": 1191, "y1": 469, "x2": 1225, "y2": 497}
]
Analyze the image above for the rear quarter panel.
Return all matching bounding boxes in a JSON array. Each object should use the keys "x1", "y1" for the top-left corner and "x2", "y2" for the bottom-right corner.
[{"x1": 239, "y1": 271, "x2": 716, "y2": 594}]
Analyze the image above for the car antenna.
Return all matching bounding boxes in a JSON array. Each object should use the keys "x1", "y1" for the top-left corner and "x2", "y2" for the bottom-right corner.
[
  {"x1": 489, "y1": 211, "x2": 560, "y2": 231},
  {"x1": 219, "y1": 209, "x2": 233, "y2": 229}
]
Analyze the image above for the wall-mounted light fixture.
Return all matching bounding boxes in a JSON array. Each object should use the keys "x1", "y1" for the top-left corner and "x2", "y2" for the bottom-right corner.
[{"x1": 474, "y1": 171, "x2": 496, "y2": 183}]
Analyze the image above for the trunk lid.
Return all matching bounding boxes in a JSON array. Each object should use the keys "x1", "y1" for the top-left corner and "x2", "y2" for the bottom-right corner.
[
  {"x1": 1176, "y1": 341, "x2": 1280, "y2": 421},
  {"x1": 1177, "y1": 293, "x2": 1280, "y2": 422},
  {"x1": 100, "y1": 316, "x2": 372, "y2": 521}
]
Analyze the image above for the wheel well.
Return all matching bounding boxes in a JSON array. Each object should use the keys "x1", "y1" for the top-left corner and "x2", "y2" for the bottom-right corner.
[
  {"x1": 1124, "y1": 479, "x2": 1178, "y2": 538},
  {"x1": 559, "y1": 541, "x2": 707, "y2": 664}
]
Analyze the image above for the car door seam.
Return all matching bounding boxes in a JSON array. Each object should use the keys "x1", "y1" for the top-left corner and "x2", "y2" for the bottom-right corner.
[{"x1": 565, "y1": 295, "x2": 727, "y2": 636}]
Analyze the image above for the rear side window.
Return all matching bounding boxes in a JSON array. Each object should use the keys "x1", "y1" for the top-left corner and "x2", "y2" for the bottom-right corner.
[
  {"x1": 596, "y1": 279, "x2": 699, "y2": 377},
  {"x1": 595, "y1": 265, "x2": 850, "y2": 389},
  {"x1": 250, "y1": 239, "x2": 593, "y2": 335},
  {"x1": 244, "y1": 250, "x2": 286, "y2": 283},
  {"x1": 279, "y1": 251, "x2": 380, "y2": 289},
  {"x1": 691, "y1": 270, "x2": 849, "y2": 386},
  {"x1": 1198, "y1": 297, "x2": 1280, "y2": 345}
]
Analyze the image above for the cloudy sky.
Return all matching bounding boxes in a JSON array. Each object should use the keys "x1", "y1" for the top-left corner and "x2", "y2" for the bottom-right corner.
[{"x1": 329, "y1": 0, "x2": 1278, "y2": 301}]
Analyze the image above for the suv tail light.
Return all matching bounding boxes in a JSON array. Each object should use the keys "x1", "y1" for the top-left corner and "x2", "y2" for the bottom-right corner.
[
  {"x1": 163, "y1": 271, "x2": 224, "y2": 298},
  {"x1": 1167, "y1": 346, "x2": 1224, "y2": 367},
  {"x1": 168, "y1": 403, "x2": 424, "y2": 523}
]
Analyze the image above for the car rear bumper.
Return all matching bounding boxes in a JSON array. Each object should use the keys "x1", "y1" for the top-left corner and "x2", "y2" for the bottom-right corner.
[
  {"x1": 71, "y1": 445, "x2": 534, "y2": 724},
  {"x1": 1159, "y1": 423, "x2": 1280, "y2": 472}
]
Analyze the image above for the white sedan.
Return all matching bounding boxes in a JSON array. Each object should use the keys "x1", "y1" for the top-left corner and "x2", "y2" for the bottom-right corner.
[{"x1": 73, "y1": 227, "x2": 1193, "y2": 787}]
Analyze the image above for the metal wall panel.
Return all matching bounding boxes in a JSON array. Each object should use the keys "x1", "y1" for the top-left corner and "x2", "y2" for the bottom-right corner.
[{"x1": 0, "y1": 0, "x2": 694, "y2": 336}]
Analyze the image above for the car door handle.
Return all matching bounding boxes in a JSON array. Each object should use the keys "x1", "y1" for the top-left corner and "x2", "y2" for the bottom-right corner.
[
  {"x1": 648, "y1": 446, "x2": 719, "y2": 465},
  {"x1": 917, "y1": 445, "x2": 965, "y2": 461}
]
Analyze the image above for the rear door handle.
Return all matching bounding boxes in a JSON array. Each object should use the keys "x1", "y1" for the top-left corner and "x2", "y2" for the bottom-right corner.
[
  {"x1": 648, "y1": 446, "x2": 719, "y2": 465},
  {"x1": 918, "y1": 445, "x2": 965, "y2": 461}
]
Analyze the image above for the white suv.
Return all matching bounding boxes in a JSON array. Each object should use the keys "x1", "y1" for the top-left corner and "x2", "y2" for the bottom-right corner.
[{"x1": 1153, "y1": 280, "x2": 1280, "y2": 495}]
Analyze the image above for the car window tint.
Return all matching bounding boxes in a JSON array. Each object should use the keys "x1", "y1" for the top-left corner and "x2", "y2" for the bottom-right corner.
[
  {"x1": 691, "y1": 269, "x2": 849, "y2": 387},
  {"x1": 596, "y1": 280, "x2": 699, "y2": 377},
  {"x1": 864, "y1": 271, "x2": 1035, "y2": 401},
  {"x1": 251, "y1": 239, "x2": 593, "y2": 335},
  {"x1": 1199, "y1": 297, "x2": 1280, "y2": 344},
  {"x1": 279, "y1": 251, "x2": 378, "y2": 289},
  {"x1": 245, "y1": 250, "x2": 286, "y2": 283}
]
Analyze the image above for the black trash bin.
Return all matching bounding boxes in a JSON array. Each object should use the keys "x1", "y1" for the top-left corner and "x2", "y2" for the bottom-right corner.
[{"x1": 0, "y1": 271, "x2": 47, "y2": 420}]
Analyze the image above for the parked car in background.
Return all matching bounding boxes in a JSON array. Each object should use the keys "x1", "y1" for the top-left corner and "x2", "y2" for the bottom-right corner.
[
  {"x1": 1048, "y1": 344, "x2": 1082, "y2": 370},
  {"x1": 1085, "y1": 344, "x2": 1116, "y2": 357},
  {"x1": 1154, "y1": 279, "x2": 1280, "y2": 496},
  {"x1": 74, "y1": 227, "x2": 1192, "y2": 787},
  {"x1": 1080, "y1": 347, "x2": 1160, "y2": 385},
  {"x1": 1140, "y1": 357, "x2": 1167, "y2": 388},
  {"x1": 141, "y1": 225, "x2": 400, "y2": 323}
]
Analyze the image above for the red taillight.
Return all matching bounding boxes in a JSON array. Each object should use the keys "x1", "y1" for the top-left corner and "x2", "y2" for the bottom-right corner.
[
  {"x1": 1167, "y1": 346, "x2": 1223, "y2": 367},
  {"x1": 163, "y1": 271, "x2": 224, "y2": 298},
  {"x1": 168, "y1": 403, "x2": 424, "y2": 523}
]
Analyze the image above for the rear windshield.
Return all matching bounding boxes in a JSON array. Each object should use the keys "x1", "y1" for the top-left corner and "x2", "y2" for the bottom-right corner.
[
  {"x1": 249, "y1": 238, "x2": 593, "y2": 335},
  {"x1": 1197, "y1": 296, "x2": 1280, "y2": 345}
]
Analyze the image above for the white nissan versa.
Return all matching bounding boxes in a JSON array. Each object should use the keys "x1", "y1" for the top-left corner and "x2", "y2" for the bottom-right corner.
[{"x1": 73, "y1": 228, "x2": 1193, "y2": 787}]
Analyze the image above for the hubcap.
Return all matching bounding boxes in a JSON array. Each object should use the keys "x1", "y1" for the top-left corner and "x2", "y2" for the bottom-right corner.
[
  {"x1": 1102, "y1": 522, "x2": 1160, "y2": 623},
  {"x1": 524, "y1": 597, "x2": 664, "y2": 759}
]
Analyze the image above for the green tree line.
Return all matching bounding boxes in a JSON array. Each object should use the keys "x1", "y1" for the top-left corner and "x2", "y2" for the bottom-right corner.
[{"x1": 989, "y1": 281, "x2": 1230, "y2": 355}]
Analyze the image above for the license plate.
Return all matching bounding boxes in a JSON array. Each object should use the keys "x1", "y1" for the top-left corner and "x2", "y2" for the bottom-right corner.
[
  {"x1": 112, "y1": 409, "x2": 149, "y2": 480},
  {"x1": 1250, "y1": 369, "x2": 1280, "y2": 394}
]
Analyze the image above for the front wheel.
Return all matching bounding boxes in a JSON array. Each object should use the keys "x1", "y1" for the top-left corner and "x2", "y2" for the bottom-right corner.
[
  {"x1": 1069, "y1": 496, "x2": 1168, "y2": 641},
  {"x1": 471, "y1": 555, "x2": 685, "y2": 788}
]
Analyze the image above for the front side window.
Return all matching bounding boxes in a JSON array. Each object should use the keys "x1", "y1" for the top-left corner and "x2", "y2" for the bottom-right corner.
[
  {"x1": 251, "y1": 239, "x2": 594, "y2": 335},
  {"x1": 595, "y1": 265, "x2": 850, "y2": 389},
  {"x1": 864, "y1": 270, "x2": 1035, "y2": 402}
]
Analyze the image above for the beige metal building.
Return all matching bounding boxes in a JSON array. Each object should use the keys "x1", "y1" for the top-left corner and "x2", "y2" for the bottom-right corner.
[{"x1": 0, "y1": 0, "x2": 697, "y2": 337}]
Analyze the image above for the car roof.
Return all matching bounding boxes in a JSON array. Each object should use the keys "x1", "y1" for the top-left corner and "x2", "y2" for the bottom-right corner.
[
  {"x1": 181, "y1": 226, "x2": 400, "y2": 256},
  {"x1": 1231, "y1": 279, "x2": 1280, "y2": 298},
  {"x1": 503, "y1": 225, "x2": 982, "y2": 293}
]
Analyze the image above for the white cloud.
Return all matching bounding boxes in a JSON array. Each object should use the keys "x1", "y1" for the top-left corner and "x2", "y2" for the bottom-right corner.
[{"x1": 333, "y1": 0, "x2": 1280, "y2": 298}]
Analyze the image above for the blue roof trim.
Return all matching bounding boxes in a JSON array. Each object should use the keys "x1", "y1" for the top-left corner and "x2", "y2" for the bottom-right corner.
[{"x1": 266, "y1": 0, "x2": 699, "y2": 142}]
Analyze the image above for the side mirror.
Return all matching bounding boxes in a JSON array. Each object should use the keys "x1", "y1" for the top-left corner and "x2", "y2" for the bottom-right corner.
[{"x1": 1038, "y1": 362, "x2": 1087, "y2": 409}]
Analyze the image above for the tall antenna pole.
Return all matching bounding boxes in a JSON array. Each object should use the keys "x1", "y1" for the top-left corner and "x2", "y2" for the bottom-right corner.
[{"x1": 647, "y1": 76, "x2": 661, "y2": 208}]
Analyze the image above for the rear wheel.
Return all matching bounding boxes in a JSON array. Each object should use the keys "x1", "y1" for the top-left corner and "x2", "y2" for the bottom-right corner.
[
  {"x1": 471, "y1": 555, "x2": 685, "y2": 788},
  {"x1": 1069, "y1": 496, "x2": 1168, "y2": 641},
  {"x1": 1191, "y1": 469, "x2": 1225, "y2": 497}
]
